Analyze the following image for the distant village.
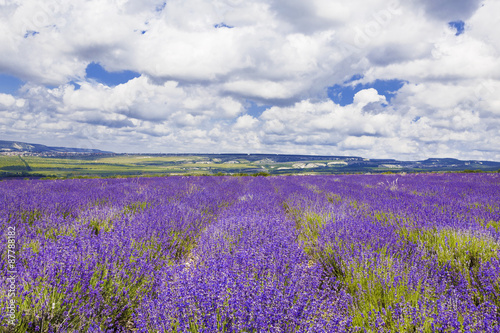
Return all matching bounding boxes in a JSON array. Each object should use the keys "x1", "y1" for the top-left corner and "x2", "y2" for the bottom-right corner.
[
  {"x1": 0, "y1": 148, "x2": 113, "y2": 158},
  {"x1": 0, "y1": 149, "x2": 110, "y2": 158}
]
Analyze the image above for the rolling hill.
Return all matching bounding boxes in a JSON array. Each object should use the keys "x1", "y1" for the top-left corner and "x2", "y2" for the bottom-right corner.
[{"x1": 1, "y1": 140, "x2": 499, "y2": 178}]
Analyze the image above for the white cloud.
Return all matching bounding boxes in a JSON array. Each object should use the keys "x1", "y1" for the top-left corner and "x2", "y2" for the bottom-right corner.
[
  {"x1": 353, "y1": 88, "x2": 386, "y2": 107},
  {"x1": 234, "y1": 115, "x2": 259, "y2": 130},
  {"x1": 0, "y1": 93, "x2": 17, "y2": 107},
  {"x1": 0, "y1": 0, "x2": 499, "y2": 160},
  {"x1": 340, "y1": 136, "x2": 376, "y2": 149},
  {"x1": 223, "y1": 80, "x2": 299, "y2": 100},
  {"x1": 217, "y1": 97, "x2": 244, "y2": 118},
  {"x1": 417, "y1": 0, "x2": 483, "y2": 21}
]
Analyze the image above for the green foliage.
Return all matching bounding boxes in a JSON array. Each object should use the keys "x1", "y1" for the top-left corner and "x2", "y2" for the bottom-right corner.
[
  {"x1": 130, "y1": 236, "x2": 172, "y2": 267},
  {"x1": 298, "y1": 212, "x2": 331, "y2": 256},
  {"x1": 123, "y1": 201, "x2": 150, "y2": 215},
  {"x1": 88, "y1": 218, "x2": 114, "y2": 235},
  {"x1": 397, "y1": 227, "x2": 499, "y2": 270},
  {"x1": 252, "y1": 172, "x2": 270, "y2": 177},
  {"x1": 19, "y1": 209, "x2": 43, "y2": 226},
  {"x1": 349, "y1": 200, "x2": 368, "y2": 211},
  {"x1": 461, "y1": 169, "x2": 483, "y2": 173},
  {"x1": 233, "y1": 173, "x2": 249, "y2": 177},
  {"x1": 485, "y1": 220, "x2": 500, "y2": 232},
  {"x1": 317, "y1": 244, "x2": 435, "y2": 332},
  {"x1": 10, "y1": 282, "x2": 74, "y2": 333},
  {"x1": 292, "y1": 205, "x2": 499, "y2": 331},
  {"x1": 470, "y1": 202, "x2": 497, "y2": 213},
  {"x1": 42, "y1": 226, "x2": 77, "y2": 240},
  {"x1": 283, "y1": 202, "x2": 333, "y2": 257},
  {"x1": 168, "y1": 230, "x2": 198, "y2": 261},
  {"x1": 397, "y1": 226, "x2": 500, "y2": 311},
  {"x1": 372, "y1": 211, "x2": 395, "y2": 225},
  {"x1": 22, "y1": 239, "x2": 41, "y2": 254},
  {"x1": 13, "y1": 263, "x2": 152, "y2": 332},
  {"x1": 89, "y1": 262, "x2": 152, "y2": 331},
  {"x1": 370, "y1": 211, "x2": 412, "y2": 228},
  {"x1": 326, "y1": 193, "x2": 342, "y2": 203}
]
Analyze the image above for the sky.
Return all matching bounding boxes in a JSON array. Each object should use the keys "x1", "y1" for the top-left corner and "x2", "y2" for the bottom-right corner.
[{"x1": 0, "y1": 0, "x2": 499, "y2": 160}]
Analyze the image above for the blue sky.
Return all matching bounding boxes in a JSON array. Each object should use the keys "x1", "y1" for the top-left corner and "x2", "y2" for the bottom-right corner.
[
  {"x1": 0, "y1": 0, "x2": 499, "y2": 160},
  {"x1": 246, "y1": 101, "x2": 271, "y2": 118},
  {"x1": 327, "y1": 77, "x2": 406, "y2": 106},
  {"x1": 449, "y1": 20, "x2": 465, "y2": 36},
  {"x1": 0, "y1": 64, "x2": 140, "y2": 94},
  {"x1": 85, "y1": 63, "x2": 141, "y2": 87},
  {"x1": 0, "y1": 74, "x2": 24, "y2": 95}
]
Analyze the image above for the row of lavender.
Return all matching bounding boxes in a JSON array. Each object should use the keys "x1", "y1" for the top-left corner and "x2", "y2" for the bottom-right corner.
[
  {"x1": 0, "y1": 177, "x2": 242, "y2": 331},
  {"x1": 1, "y1": 173, "x2": 499, "y2": 331},
  {"x1": 277, "y1": 173, "x2": 500, "y2": 331}
]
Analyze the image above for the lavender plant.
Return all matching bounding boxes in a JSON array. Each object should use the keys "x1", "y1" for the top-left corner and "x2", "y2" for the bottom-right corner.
[{"x1": 0, "y1": 173, "x2": 498, "y2": 332}]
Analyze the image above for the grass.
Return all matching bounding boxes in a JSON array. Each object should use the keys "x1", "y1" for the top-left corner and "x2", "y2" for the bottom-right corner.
[
  {"x1": 41, "y1": 226, "x2": 78, "y2": 240},
  {"x1": 123, "y1": 201, "x2": 150, "y2": 215},
  {"x1": 167, "y1": 230, "x2": 199, "y2": 261},
  {"x1": 485, "y1": 220, "x2": 500, "y2": 232},
  {"x1": 0, "y1": 156, "x2": 28, "y2": 171},
  {"x1": 96, "y1": 155, "x2": 203, "y2": 164},
  {"x1": 326, "y1": 193, "x2": 342, "y2": 204},
  {"x1": 180, "y1": 162, "x2": 255, "y2": 169},
  {"x1": 12, "y1": 282, "x2": 71, "y2": 333},
  {"x1": 10, "y1": 207, "x2": 159, "y2": 332},
  {"x1": 88, "y1": 218, "x2": 114, "y2": 235},
  {"x1": 396, "y1": 226, "x2": 500, "y2": 319},
  {"x1": 320, "y1": 247, "x2": 435, "y2": 332},
  {"x1": 22, "y1": 239, "x2": 41, "y2": 254},
  {"x1": 11, "y1": 262, "x2": 154, "y2": 332},
  {"x1": 0, "y1": 155, "x2": 266, "y2": 178},
  {"x1": 18, "y1": 209, "x2": 43, "y2": 226},
  {"x1": 397, "y1": 227, "x2": 499, "y2": 270},
  {"x1": 5, "y1": 155, "x2": 477, "y2": 179},
  {"x1": 285, "y1": 193, "x2": 500, "y2": 332},
  {"x1": 282, "y1": 202, "x2": 332, "y2": 256},
  {"x1": 129, "y1": 236, "x2": 172, "y2": 267}
]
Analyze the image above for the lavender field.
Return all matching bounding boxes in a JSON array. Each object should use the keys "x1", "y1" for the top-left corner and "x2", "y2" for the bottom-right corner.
[{"x1": 1, "y1": 174, "x2": 500, "y2": 332}]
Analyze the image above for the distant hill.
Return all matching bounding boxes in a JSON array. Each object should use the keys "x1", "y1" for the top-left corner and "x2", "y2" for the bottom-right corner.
[
  {"x1": 0, "y1": 140, "x2": 113, "y2": 154},
  {"x1": 0, "y1": 140, "x2": 499, "y2": 178}
]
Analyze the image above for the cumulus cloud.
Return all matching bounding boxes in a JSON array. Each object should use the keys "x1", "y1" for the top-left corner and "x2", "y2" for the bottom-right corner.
[
  {"x1": 0, "y1": 0, "x2": 498, "y2": 159},
  {"x1": 417, "y1": 0, "x2": 483, "y2": 21},
  {"x1": 353, "y1": 88, "x2": 386, "y2": 107},
  {"x1": 234, "y1": 115, "x2": 259, "y2": 130},
  {"x1": 0, "y1": 93, "x2": 17, "y2": 107}
]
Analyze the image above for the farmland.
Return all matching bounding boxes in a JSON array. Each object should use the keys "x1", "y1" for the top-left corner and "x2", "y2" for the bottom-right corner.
[
  {"x1": 1, "y1": 153, "x2": 500, "y2": 179},
  {"x1": 1, "y1": 173, "x2": 500, "y2": 332}
]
